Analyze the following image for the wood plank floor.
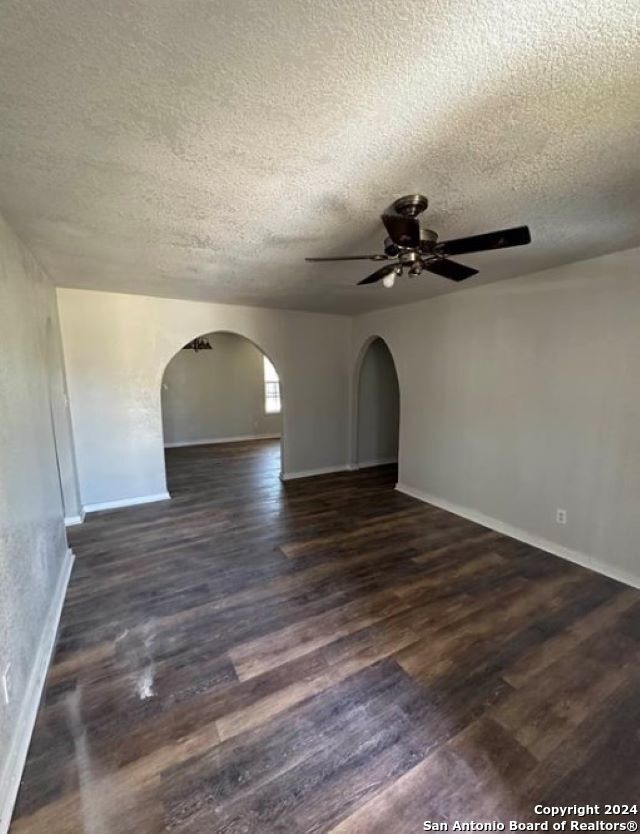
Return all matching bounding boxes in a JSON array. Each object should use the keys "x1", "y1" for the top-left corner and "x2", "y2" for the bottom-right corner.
[{"x1": 11, "y1": 439, "x2": 640, "y2": 833}]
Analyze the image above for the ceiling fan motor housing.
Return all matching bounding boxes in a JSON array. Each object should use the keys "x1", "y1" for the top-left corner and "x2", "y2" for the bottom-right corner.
[
  {"x1": 384, "y1": 226, "x2": 437, "y2": 258},
  {"x1": 420, "y1": 228, "x2": 438, "y2": 248}
]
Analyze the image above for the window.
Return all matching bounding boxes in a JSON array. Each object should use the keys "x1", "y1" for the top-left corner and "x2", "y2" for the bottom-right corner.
[{"x1": 263, "y1": 356, "x2": 281, "y2": 414}]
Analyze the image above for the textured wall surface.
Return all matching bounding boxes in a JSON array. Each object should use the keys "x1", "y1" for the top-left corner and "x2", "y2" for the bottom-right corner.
[
  {"x1": 356, "y1": 338, "x2": 399, "y2": 465},
  {"x1": 57, "y1": 288, "x2": 351, "y2": 504},
  {"x1": 0, "y1": 0, "x2": 638, "y2": 313},
  {"x1": 162, "y1": 332, "x2": 282, "y2": 445},
  {"x1": 352, "y1": 246, "x2": 640, "y2": 583},
  {"x1": 0, "y1": 214, "x2": 69, "y2": 777}
]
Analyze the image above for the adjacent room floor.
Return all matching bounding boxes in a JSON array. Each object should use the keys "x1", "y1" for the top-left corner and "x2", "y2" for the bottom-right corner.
[{"x1": 11, "y1": 440, "x2": 640, "y2": 833}]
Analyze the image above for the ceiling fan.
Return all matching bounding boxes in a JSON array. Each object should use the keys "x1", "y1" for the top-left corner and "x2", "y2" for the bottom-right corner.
[{"x1": 306, "y1": 195, "x2": 531, "y2": 288}]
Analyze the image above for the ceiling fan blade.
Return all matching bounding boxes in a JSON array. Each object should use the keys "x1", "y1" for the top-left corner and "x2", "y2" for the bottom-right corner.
[
  {"x1": 425, "y1": 258, "x2": 478, "y2": 282},
  {"x1": 358, "y1": 263, "x2": 401, "y2": 285},
  {"x1": 381, "y1": 213, "x2": 421, "y2": 248},
  {"x1": 305, "y1": 254, "x2": 388, "y2": 262},
  {"x1": 439, "y1": 225, "x2": 531, "y2": 257}
]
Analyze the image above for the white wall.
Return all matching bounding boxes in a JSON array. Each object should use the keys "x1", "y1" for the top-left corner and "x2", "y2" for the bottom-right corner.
[
  {"x1": 57, "y1": 288, "x2": 351, "y2": 506},
  {"x1": 54, "y1": 247, "x2": 640, "y2": 587},
  {"x1": 0, "y1": 213, "x2": 75, "y2": 831},
  {"x1": 352, "y1": 247, "x2": 640, "y2": 587},
  {"x1": 356, "y1": 337, "x2": 399, "y2": 466},
  {"x1": 162, "y1": 332, "x2": 281, "y2": 446}
]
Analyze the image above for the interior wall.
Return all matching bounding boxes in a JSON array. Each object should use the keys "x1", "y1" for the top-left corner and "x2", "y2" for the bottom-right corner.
[
  {"x1": 353, "y1": 246, "x2": 640, "y2": 586},
  {"x1": 162, "y1": 332, "x2": 281, "y2": 447},
  {"x1": 356, "y1": 337, "x2": 399, "y2": 466},
  {"x1": 0, "y1": 213, "x2": 71, "y2": 811},
  {"x1": 57, "y1": 288, "x2": 351, "y2": 507}
]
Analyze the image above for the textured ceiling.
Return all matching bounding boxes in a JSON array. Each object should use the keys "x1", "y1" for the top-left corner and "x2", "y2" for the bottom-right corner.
[{"x1": 0, "y1": 0, "x2": 638, "y2": 314}]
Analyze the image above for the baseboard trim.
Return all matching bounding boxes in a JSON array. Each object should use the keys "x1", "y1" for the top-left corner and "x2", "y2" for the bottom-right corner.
[
  {"x1": 0, "y1": 547, "x2": 74, "y2": 834},
  {"x1": 281, "y1": 464, "x2": 351, "y2": 481},
  {"x1": 64, "y1": 509, "x2": 85, "y2": 527},
  {"x1": 353, "y1": 457, "x2": 398, "y2": 470},
  {"x1": 83, "y1": 492, "x2": 171, "y2": 514},
  {"x1": 164, "y1": 434, "x2": 281, "y2": 448},
  {"x1": 396, "y1": 482, "x2": 640, "y2": 591}
]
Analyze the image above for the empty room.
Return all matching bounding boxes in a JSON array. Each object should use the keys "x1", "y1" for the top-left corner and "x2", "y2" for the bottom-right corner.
[{"x1": 0, "y1": 0, "x2": 639, "y2": 832}]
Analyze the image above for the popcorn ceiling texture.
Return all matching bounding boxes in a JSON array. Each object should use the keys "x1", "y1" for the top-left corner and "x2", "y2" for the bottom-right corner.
[{"x1": 0, "y1": 0, "x2": 638, "y2": 314}]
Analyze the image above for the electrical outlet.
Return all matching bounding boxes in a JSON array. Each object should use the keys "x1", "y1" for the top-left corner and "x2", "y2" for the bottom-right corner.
[
  {"x1": 2, "y1": 664, "x2": 11, "y2": 705},
  {"x1": 556, "y1": 508, "x2": 567, "y2": 525}
]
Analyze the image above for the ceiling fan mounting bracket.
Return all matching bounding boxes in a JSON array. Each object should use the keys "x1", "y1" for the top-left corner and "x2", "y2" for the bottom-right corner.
[{"x1": 391, "y1": 194, "x2": 429, "y2": 218}]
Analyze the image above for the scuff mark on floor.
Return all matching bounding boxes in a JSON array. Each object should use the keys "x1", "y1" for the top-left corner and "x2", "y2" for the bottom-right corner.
[
  {"x1": 65, "y1": 687, "x2": 111, "y2": 834},
  {"x1": 136, "y1": 665, "x2": 156, "y2": 700},
  {"x1": 114, "y1": 620, "x2": 158, "y2": 701}
]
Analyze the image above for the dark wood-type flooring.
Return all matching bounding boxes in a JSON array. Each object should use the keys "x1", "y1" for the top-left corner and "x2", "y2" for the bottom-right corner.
[{"x1": 11, "y1": 439, "x2": 640, "y2": 833}]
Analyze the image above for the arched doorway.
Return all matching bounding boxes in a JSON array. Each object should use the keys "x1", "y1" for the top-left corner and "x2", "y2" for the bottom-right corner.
[
  {"x1": 354, "y1": 337, "x2": 400, "y2": 469},
  {"x1": 160, "y1": 331, "x2": 284, "y2": 496}
]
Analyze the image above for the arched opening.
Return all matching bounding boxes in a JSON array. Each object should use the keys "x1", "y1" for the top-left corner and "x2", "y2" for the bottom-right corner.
[
  {"x1": 160, "y1": 331, "x2": 283, "y2": 497},
  {"x1": 354, "y1": 336, "x2": 400, "y2": 470}
]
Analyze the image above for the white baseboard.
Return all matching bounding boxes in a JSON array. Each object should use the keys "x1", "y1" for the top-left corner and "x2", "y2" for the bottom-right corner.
[
  {"x1": 0, "y1": 547, "x2": 74, "y2": 834},
  {"x1": 281, "y1": 464, "x2": 351, "y2": 481},
  {"x1": 64, "y1": 509, "x2": 85, "y2": 527},
  {"x1": 164, "y1": 433, "x2": 281, "y2": 448},
  {"x1": 83, "y1": 491, "x2": 170, "y2": 514},
  {"x1": 282, "y1": 459, "x2": 396, "y2": 480},
  {"x1": 396, "y1": 482, "x2": 640, "y2": 591},
  {"x1": 353, "y1": 457, "x2": 398, "y2": 469}
]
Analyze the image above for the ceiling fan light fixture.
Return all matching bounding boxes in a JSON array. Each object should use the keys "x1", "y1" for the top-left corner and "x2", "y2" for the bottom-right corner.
[
  {"x1": 183, "y1": 337, "x2": 213, "y2": 352},
  {"x1": 382, "y1": 270, "x2": 398, "y2": 288}
]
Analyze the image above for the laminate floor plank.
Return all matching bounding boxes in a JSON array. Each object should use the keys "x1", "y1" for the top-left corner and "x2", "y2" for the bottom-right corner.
[{"x1": 10, "y1": 440, "x2": 640, "y2": 833}]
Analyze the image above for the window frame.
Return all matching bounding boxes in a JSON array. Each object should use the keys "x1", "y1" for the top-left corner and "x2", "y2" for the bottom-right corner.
[{"x1": 263, "y1": 356, "x2": 281, "y2": 415}]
